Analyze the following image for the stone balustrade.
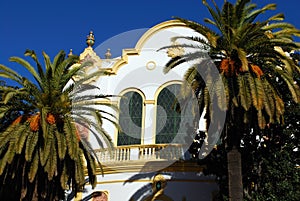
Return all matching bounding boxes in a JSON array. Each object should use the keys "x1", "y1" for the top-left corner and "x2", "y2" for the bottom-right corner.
[{"x1": 95, "y1": 144, "x2": 190, "y2": 163}]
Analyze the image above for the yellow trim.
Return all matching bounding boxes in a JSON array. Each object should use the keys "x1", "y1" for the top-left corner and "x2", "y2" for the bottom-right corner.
[
  {"x1": 146, "y1": 61, "x2": 156, "y2": 71},
  {"x1": 97, "y1": 179, "x2": 151, "y2": 184},
  {"x1": 109, "y1": 20, "x2": 186, "y2": 74},
  {"x1": 91, "y1": 160, "x2": 204, "y2": 175},
  {"x1": 153, "y1": 80, "x2": 182, "y2": 100},
  {"x1": 78, "y1": 20, "x2": 188, "y2": 79},
  {"x1": 135, "y1": 20, "x2": 186, "y2": 53},
  {"x1": 115, "y1": 88, "x2": 146, "y2": 145},
  {"x1": 79, "y1": 46, "x2": 103, "y2": 76},
  {"x1": 152, "y1": 81, "x2": 182, "y2": 144},
  {"x1": 74, "y1": 192, "x2": 82, "y2": 201},
  {"x1": 88, "y1": 178, "x2": 215, "y2": 185},
  {"x1": 144, "y1": 100, "x2": 155, "y2": 105}
]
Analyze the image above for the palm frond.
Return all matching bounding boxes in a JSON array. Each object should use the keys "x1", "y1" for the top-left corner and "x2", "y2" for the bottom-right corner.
[
  {"x1": 0, "y1": 64, "x2": 23, "y2": 82},
  {"x1": 80, "y1": 141, "x2": 97, "y2": 187},
  {"x1": 262, "y1": 22, "x2": 295, "y2": 31},
  {"x1": 16, "y1": 125, "x2": 30, "y2": 154},
  {"x1": 40, "y1": 125, "x2": 54, "y2": 166},
  {"x1": 9, "y1": 56, "x2": 43, "y2": 89},
  {"x1": 52, "y1": 50, "x2": 66, "y2": 71},
  {"x1": 164, "y1": 56, "x2": 186, "y2": 73},
  {"x1": 175, "y1": 17, "x2": 219, "y2": 38},
  {"x1": 278, "y1": 70, "x2": 300, "y2": 103},
  {"x1": 54, "y1": 128, "x2": 67, "y2": 160},
  {"x1": 74, "y1": 149, "x2": 85, "y2": 185},
  {"x1": 236, "y1": 48, "x2": 249, "y2": 71},
  {"x1": 44, "y1": 137, "x2": 57, "y2": 180},
  {"x1": 25, "y1": 130, "x2": 39, "y2": 161},
  {"x1": 237, "y1": 73, "x2": 252, "y2": 111},
  {"x1": 261, "y1": 79, "x2": 276, "y2": 123},
  {"x1": 0, "y1": 49, "x2": 118, "y2": 200},
  {"x1": 267, "y1": 13, "x2": 285, "y2": 22},
  {"x1": 28, "y1": 151, "x2": 39, "y2": 182},
  {"x1": 248, "y1": 75, "x2": 264, "y2": 110},
  {"x1": 245, "y1": 3, "x2": 276, "y2": 23},
  {"x1": 214, "y1": 75, "x2": 227, "y2": 111},
  {"x1": 24, "y1": 49, "x2": 45, "y2": 82},
  {"x1": 64, "y1": 117, "x2": 79, "y2": 160},
  {"x1": 257, "y1": 109, "x2": 266, "y2": 129},
  {"x1": 235, "y1": 0, "x2": 251, "y2": 22},
  {"x1": 0, "y1": 71, "x2": 22, "y2": 85}
]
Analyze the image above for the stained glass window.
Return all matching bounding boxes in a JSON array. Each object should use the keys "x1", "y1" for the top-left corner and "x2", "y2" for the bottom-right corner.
[
  {"x1": 117, "y1": 91, "x2": 143, "y2": 146},
  {"x1": 156, "y1": 84, "x2": 181, "y2": 144}
]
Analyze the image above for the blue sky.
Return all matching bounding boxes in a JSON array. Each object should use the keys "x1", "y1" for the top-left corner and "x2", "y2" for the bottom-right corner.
[{"x1": 1, "y1": 0, "x2": 300, "y2": 85}]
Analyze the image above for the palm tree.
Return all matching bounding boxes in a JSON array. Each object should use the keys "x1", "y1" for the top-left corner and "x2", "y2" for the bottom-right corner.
[
  {"x1": 0, "y1": 50, "x2": 117, "y2": 200},
  {"x1": 160, "y1": 0, "x2": 300, "y2": 200},
  {"x1": 0, "y1": 81, "x2": 20, "y2": 131}
]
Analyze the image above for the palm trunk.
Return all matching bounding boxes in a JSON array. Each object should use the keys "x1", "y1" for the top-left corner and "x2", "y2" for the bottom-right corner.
[{"x1": 227, "y1": 147, "x2": 243, "y2": 201}]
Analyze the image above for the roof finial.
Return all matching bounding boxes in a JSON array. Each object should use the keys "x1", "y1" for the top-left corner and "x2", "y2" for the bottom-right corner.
[
  {"x1": 105, "y1": 48, "x2": 112, "y2": 59},
  {"x1": 68, "y1": 49, "x2": 73, "y2": 57},
  {"x1": 86, "y1": 31, "x2": 95, "y2": 47}
]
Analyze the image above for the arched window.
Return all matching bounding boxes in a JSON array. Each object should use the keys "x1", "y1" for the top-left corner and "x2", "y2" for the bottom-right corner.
[
  {"x1": 156, "y1": 84, "x2": 181, "y2": 144},
  {"x1": 117, "y1": 91, "x2": 143, "y2": 146}
]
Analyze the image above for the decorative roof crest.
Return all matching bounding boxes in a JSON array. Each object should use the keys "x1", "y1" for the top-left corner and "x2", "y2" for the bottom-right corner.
[{"x1": 86, "y1": 31, "x2": 95, "y2": 47}]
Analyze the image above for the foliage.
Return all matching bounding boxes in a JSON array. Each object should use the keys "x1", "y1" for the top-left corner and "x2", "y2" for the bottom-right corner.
[
  {"x1": 204, "y1": 100, "x2": 300, "y2": 201},
  {"x1": 0, "y1": 81, "x2": 20, "y2": 132},
  {"x1": 160, "y1": 0, "x2": 300, "y2": 199},
  {"x1": 199, "y1": 64, "x2": 300, "y2": 200},
  {"x1": 243, "y1": 72, "x2": 300, "y2": 200},
  {"x1": 161, "y1": 0, "x2": 300, "y2": 135},
  {"x1": 0, "y1": 50, "x2": 117, "y2": 200}
]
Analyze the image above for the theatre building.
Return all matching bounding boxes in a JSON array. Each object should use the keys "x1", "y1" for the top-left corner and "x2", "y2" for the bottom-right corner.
[{"x1": 70, "y1": 20, "x2": 218, "y2": 201}]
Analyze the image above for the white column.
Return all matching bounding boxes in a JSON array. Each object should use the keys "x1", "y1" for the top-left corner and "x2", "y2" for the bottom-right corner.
[{"x1": 143, "y1": 102, "x2": 156, "y2": 144}]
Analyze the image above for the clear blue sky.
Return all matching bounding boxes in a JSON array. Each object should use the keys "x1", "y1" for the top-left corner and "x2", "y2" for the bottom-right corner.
[{"x1": 1, "y1": 0, "x2": 300, "y2": 85}]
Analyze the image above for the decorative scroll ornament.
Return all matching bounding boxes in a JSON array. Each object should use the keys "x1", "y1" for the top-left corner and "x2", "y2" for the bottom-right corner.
[{"x1": 166, "y1": 41, "x2": 185, "y2": 58}]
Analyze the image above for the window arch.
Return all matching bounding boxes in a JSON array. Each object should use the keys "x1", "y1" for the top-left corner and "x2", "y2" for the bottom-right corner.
[
  {"x1": 155, "y1": 83, "x2": 181, "y2": 144},
  {"x1": 117, "y1": 91, "x2": 143, "y2": 146}
]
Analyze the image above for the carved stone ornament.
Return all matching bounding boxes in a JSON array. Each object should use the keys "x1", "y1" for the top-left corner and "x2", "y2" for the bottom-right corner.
[{"x1": 166, "y1": 41, "x2": 185, "y2": 58}]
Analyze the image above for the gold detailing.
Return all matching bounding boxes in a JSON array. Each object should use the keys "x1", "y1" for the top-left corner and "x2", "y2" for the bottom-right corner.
[
  {"x1": 144, "y1": 100, "x2": 155, "y2": 105},
  {"x1": 74, "y1": 192, "x2": 82, "y2": 200},
  {"x1": 110, "y1": 20, "x2": 187, "y2": 74},
  {"x1": 166, "y1": 41, "x2": 185, "y2": 58},
  {"x1": 92, "y1": 177, "x2": 215, "y2": 185},
  {"x1": 152, "y1": 174, "x2": 166, "y2": 192},
  {"x1": 135, "y1": 20, "x2": 186, "y2": 51},
  {"x1": 79, "y1": 46, "x2": 102, "y2": 63},
  {"x1": 68, "y1": 49, "x2": 73, "y2": 57},
  {"x1": 146, "y1": 61, "x2": 156, "y2": 70},
  {"x1": 105, "y1": 48, "x2": 112, "y2": 59},
  {"x1": 74, "y1": 20, "x2": 188, "y2": 80},
  {"x1": 86, "y1": 31, "x2": 95, "y2": 47},
  {"x1": 78, "y1": 42, "x2": 103, "y2": 78},
  {"x1": 75, "y1": 20, "x2": 188, "y2": 78},
  {"x1": 143, "y1": 174, "x2": 174, "y2": 201}
]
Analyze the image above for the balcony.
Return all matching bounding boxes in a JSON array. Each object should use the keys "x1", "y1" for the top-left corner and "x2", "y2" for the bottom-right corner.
[
  {"x1": 95, "y1": 144, "x2": 190, "y2": 163},
  {"x1": 93, "y1": 144, "x2": 207, "y2": 174}
]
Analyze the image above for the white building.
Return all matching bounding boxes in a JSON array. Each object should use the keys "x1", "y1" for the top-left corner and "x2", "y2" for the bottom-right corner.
[{"x1": 71, "y1": 20, "x2": 218, "y2": 201}]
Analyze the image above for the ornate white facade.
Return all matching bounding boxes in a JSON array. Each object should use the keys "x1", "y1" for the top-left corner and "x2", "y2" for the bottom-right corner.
[{"x1": 71, "y1": 20, "x2": 218, "y2": 201}]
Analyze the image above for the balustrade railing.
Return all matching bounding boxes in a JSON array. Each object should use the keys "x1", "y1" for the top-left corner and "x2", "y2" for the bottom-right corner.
[{"x1": 95, "y1": 144, "x2": 189, "y2": 163}]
